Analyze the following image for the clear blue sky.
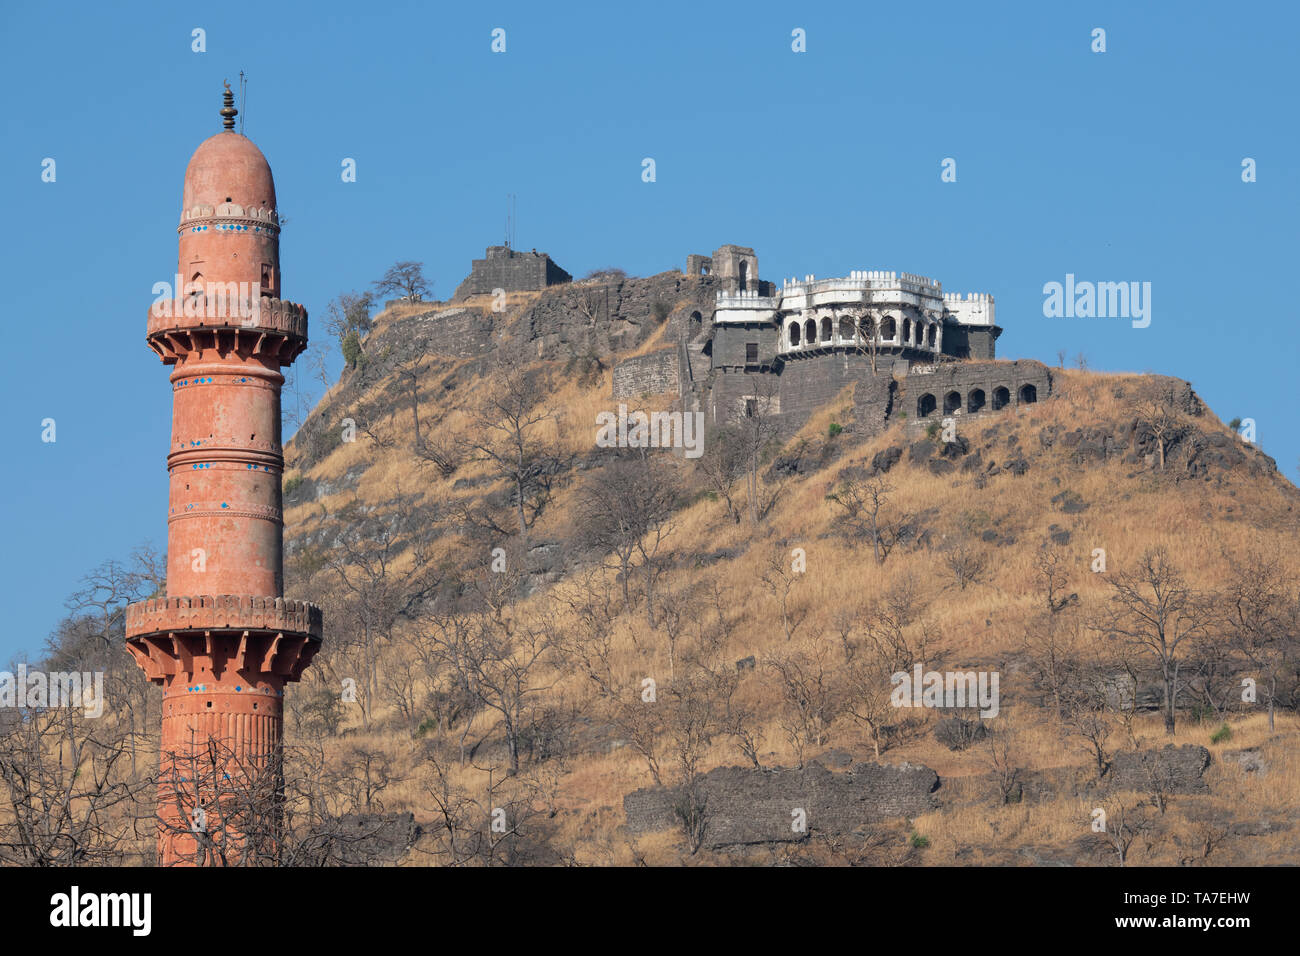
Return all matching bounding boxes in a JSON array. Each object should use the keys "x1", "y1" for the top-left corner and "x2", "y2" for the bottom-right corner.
[{"x1": 1, "y1": 0, "x2": 1296, "y2": 663}]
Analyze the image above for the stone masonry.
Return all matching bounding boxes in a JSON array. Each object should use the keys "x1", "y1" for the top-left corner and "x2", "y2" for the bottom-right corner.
[
  {"x1": 611, "y1": 348, "x2": 680, "y2": 399},
  {"x1": 453, "y1": 244, "x2": 572, "y2": 299}
]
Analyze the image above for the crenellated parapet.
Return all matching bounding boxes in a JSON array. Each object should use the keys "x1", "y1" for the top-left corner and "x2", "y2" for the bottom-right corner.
[
  {"x1": 145, "y1": 297, "x2": 309, "y2": 365},
  {"x1": 125, "y1": 594, "x2": 322, "y2": 640},
  {"x1": 147, "y1": 296, "x2": 307, "y2": 335},
  {"x1": 180, "y1": 201, "x2": 279, "y2": 227},
  {"x1": 941, "y1": 292, "x2": 996, "y2": 327}
]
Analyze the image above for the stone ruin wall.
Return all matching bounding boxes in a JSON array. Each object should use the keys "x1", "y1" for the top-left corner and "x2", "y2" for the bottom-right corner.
[
  {"x1": 453, "y1": 246, "x2": 573, "y2": 299},
  {"x1": 611, "y1": 348, "x2": 680, "y2": 399}
]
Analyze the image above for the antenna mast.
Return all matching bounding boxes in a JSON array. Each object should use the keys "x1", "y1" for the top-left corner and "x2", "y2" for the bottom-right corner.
[{"x1": 505, "y1": 193, "x2": 516, "y2": 248}]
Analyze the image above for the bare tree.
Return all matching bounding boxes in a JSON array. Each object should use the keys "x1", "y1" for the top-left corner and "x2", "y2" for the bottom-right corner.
[
  {"x1": 323, "y1": 500, "x2": 440, "y2": 729},
  {"x1": 459, "y1": 358, "x2": 560, "y2": 536},
  {"x1": 1095, "y1": 795, "x2": 1152, "y2": 866},
  {"x1": 1221, "y1": 549, "x2": 1299, "y2": 732},
  {"x1": 1096, "y1": 548, "x2": 1211, "y2": 735},
  {"x1": 421, "y1": 573, "x2": 556, "y2": 776},
  {"x1": 849, "y1": 313, "x2": 883, "y2": 376},
  {"x1": 338, "y1": 746, "x2": 401, "y2": 811},
  {"x1": 759, "y1": 544, "x2": 806, "y2": 642},
  {"x1": 982, "y1": 724, "x2": 1023, "y2": 805},
  {"x1": 1021, "y1": 609, "x2": 1083, "y2": 723},
  {"x1": 655, "y1": 579, "x2": 700, "y2": 682},
  {"x1": 1127, "y1": 380, "x2": 1184, "y2": 472},
  {"x1": 729, "y1": 379, "x2": 784, "y2": 524},
  {"x1": 766, "y1": 643, "x2": 842, "y2": 767},
  {"x1": 576, "y1": 453, "x2": 680, "y2": 621},
  {"x1": 661, "y1": 674, "x2": 723, "y2": 855},
  {"x1": 860, "y1": 583, "x2": 935, "y2": 675},
  {"x1": 0, "y1": 707, "x2": 151, "y2": 865},
  {"x1": 843, "y1": 644, "x2": 898, "y2": 759},
  {"x1": 942, "y1": 538, "x2": 989, "y2": 592},
  {"x1": 1066, "y1": 700, "x2": 1114, "y2": 778},
  {"x1": 1035, "y1": 546, "x2": 1076, "y2": 615},
  {"x1": 373, "y1": 260, "x2": 431, "y2": 302},
  {"x1": 696, "y1": 422, "x2": 746, "y2": 523},
  {"x1": 394, "y1": 343, "x2": 431, "y2": 451},
  {"x1": 826, "y1": 473, "x2": 909, "y2": 565}
]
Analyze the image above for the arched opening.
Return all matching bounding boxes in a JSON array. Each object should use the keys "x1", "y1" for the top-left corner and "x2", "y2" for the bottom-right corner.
[
  {"x1": 1019, "y1": 384, "x2": 1038, "y2": 404},
  {"x1": 967, "y1": 388, "x2": 986, "y2": 413},
  {"x1": 861, "y1": 315, "x2": 876, "y2": 340},
  {"x1": 788, "y1": 322, "x2": 801, "y2": 346},
  {"x1": 839, "y1": 316, "x2": 855, "y2": 340},
  {"x1": 902, "y1": 318, "x2": 912, "y2": 344},
  {"x1": 918, "y1": 393, "x2": 937, "y2": 417},
  {"x1": 927, "y1": 324, "x2": 937, "y2": 348},
  {"x1": 944, "y1": 390, "x2": 962, "y2": 414},
  {"x1": 992, "y1": 386, "x2": 1010, "y2": 410},
  {"x1": 882, "y1": 316, "x2": 897, "y2": 341},
  {"x1": 821, "y1": 316, "x2": 833, "y2": 342},
  {"x1": 738, "y1": 260, "x2": 748, "y2": 293},
  {"x1": 804, "y1": 319, "x2": 817, "y2": 345}
]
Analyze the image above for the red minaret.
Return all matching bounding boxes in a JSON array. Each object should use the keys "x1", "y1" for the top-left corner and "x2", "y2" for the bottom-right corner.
[{"x1": 125, "y1": 84, "x2": 321, "y2": 865}]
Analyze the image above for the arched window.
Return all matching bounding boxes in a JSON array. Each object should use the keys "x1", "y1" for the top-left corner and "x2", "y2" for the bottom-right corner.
[
  {"x1": 789, "y1": 322, "x2": 801, "y2": 346},
  {"x1": 968, "y1": 388, "x2": 986, "y2": 413},
  {"x1": 927, "y1": 324, "x2": 937, "y2": 348},
  {"x1": 820, "y1": 316, "x2": 833, "y2": 342},
  {"x1": 1019, "y1": 384, "x2": 1038, "y2": 404},
  {"x1": 804, "y1": 318, "x2": 817, "y2": 344},
  {"x1": 738, "y1": 260, "x2": 748, "y2": 293},
  {"x1": 882, "y1": 316, "x2": 897, "y2": 340},
  {"x1": 944, "y1": 391, "x2": 962, "y2": 414},
  {"x1": 902, "y1": 318, "x2": 912, "y2": 344},
  {"x1": 838, "y1": 316, "x2": 855, "y2": 340},
  {"x1": 992, "y1": 386, "x2": 1010, "y2": 410},
  {"x1": 862, "y1": 315, "x2": 876, "y2": 340},
  {"x1": 918, "y1": 393, "x2": 937, "y2": 417}
]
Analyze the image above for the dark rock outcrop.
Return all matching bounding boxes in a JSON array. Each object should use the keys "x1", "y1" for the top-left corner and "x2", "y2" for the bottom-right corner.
[
  {"x1": 623, "y1": 760, "x2": 939, "y2": 848},
  {"x1": 1106, "y1": 745, "x2": 1210, "y2": 794},
  {"x1": 324, "y1": 812, "x2": 419, "y2": 866}
]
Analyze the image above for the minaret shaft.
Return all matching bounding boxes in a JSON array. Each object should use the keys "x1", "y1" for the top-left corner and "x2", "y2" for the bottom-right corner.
[{"x1": 126, "y1": 87, "x2": 321, "y2": 866}]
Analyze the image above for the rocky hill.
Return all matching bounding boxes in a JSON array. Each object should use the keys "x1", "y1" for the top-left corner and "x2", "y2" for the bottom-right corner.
[{"x1": 277, "y1": 275, "x2": 1300, "y2": 866}]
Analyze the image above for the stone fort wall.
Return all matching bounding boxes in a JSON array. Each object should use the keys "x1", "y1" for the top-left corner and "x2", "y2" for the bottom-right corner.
[
  {"x1": 708, "y1": 357, "x2": 1053, "y2": 437},
  {"x1": 904, "y1": 359, "x2": 1053, "y2": 423},
  {"x1": 454, "y1": 246, "x2": 572, "y2": 299},
  {"x1": 612, "y1": 348, "x2": 681, "y2": 399}
]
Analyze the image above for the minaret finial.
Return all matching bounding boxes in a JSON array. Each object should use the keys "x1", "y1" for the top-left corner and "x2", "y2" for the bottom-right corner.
[{"x1": 220, "y1": 80, "x2": 238, "y2": 131}]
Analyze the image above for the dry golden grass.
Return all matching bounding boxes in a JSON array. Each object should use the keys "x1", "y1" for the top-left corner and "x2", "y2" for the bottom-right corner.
[{"x1": 281, "y1": 350, "x2": 1300, "y2": 865}]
